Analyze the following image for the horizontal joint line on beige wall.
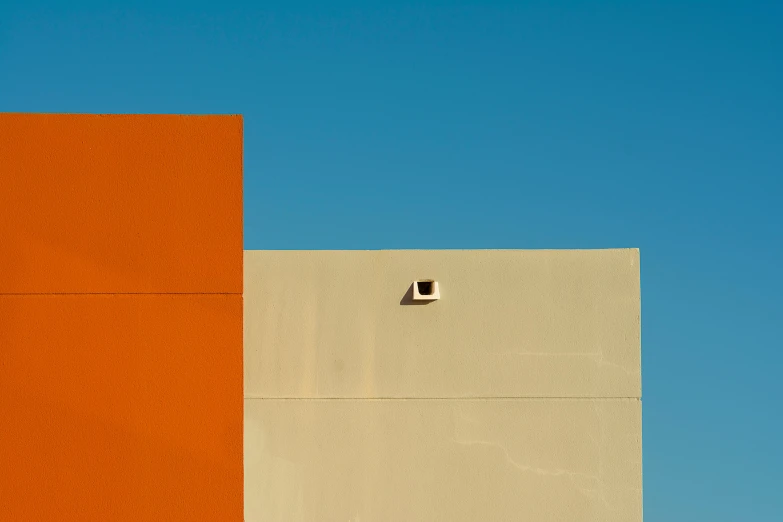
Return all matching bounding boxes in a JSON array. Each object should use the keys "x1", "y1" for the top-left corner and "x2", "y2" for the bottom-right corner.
[{"x1": 244, "y1": 396, "x2": 641, "y2": 401}]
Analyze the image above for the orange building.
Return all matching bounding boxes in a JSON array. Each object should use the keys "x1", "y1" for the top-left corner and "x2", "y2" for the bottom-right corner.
[{"x1": 0, "y1": 114, "x2": 244, "y2": 521}]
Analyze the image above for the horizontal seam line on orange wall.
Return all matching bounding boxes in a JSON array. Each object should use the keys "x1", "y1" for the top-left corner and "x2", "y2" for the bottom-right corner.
[
  {"x1": 244, "y1": 396, "x2": 642, "y2": 401},
  {"x1": 0, "y1": 292, "x2": 243, "y2": 296}
]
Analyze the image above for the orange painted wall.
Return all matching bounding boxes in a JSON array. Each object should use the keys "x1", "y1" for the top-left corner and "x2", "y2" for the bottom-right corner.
[
  {"x1": 0, "y1": 114, "x2": 242, "y2": 294},
  {"x1": 0, "y1": 114, "x2": 243, "y2": 521}
]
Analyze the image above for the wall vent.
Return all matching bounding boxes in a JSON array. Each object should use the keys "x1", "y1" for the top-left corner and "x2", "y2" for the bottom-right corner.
[{"x1": 412, "y1": 280, "x2": 440, "y2": 301}]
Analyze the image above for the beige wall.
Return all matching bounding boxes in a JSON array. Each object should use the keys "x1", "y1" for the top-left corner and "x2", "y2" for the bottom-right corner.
[{"x1": 244, "y1": 249, "x2": 642, "y2": 521}]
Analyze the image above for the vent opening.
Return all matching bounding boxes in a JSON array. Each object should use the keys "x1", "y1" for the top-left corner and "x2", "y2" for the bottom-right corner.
[{"x1": 416, "y1": 281, "x2": 434, "y2": 296}]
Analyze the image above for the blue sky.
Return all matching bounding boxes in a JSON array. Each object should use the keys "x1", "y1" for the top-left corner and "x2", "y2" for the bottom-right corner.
[{"x1": 2, "y1": 1, "x2": 781, "y2": 520}]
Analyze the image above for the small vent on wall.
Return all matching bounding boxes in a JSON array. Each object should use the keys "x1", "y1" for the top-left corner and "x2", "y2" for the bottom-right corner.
[{"x1": 413, "y1": 280, "x2": 440, "y2": 301}]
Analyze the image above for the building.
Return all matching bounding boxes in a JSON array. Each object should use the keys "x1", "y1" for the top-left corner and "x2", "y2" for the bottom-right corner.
[
  {"x1": 1, "y1": 114, "x2": 641, "y2": 521},
  {"x1": 244, "y1": 249, "x2": 642, "y2": 521}
]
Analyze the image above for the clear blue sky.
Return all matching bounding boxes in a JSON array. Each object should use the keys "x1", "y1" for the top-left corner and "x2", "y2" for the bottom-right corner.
[{"x1": 2, "y1": 1, "x2": 781, "y2": 520}]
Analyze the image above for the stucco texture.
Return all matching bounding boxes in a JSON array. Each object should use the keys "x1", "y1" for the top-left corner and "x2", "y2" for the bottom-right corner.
[
  {"x1": 244, "y1": 249, "x2": 640, "y2": 399},
  {"x1": 244, "y1": 249, "x2": 642, "y2": 521},
  {"x1": 245, "y1": 398, "x2": 641, "y2": 522}
]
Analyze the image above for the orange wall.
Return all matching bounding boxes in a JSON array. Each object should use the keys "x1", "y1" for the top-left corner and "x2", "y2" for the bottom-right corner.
[{"x1": 0, "y1": 114, "x2": 243, "y2": 520}]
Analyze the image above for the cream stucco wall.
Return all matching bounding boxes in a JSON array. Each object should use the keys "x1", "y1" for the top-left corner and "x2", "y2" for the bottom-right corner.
[{"x1": 244, "y1": 249, "x2": 642, "y2": 521}]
